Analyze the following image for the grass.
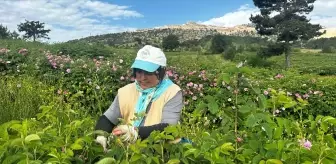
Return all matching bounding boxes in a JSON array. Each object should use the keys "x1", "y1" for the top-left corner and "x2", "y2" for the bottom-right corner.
[
  {"x1": 269, "y1": 51, "x2": 336, "y2": 75},
  {"x1": 0, "y1": 76, "x2": 56, "y2": 124}
]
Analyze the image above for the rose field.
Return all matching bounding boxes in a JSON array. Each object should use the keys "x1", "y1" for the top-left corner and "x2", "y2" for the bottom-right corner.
[{"x1": 1, "y1": 39, "x2": 336, "y2": 164}]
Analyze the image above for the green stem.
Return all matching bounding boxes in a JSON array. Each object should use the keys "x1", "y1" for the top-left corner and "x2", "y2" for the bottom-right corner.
[
  {"x1": 126, "y1": 145, "x2": 129, "y2": 162},
  {"x1": 161, "y1": 142, "x2": 164, "y2": 163},
  {"x1": 317, "y1": 134, "x2": 325, "y2": 164},
  {"x1": 235, "y1": 91, "x2": 238, "y2": 157}
]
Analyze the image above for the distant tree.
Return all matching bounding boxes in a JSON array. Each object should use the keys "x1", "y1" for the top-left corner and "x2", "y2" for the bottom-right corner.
[
  {"x1": 250, "y1": 0, "x2": 325, "y2": 68},
  {"x1": 0, "y1": 24, "x2": 11, "y2": 39},
  {"x1": 17, "y1": 20, "x2": 51, "y2": 42},
  {"x1": 134, "y1": 37, "x2": 142, "y2": 45},
  {"x1": 10, "y1": 31, "x2": 20, "y2": 39},
  {"x1": 162, "y1": 34, "x2": 179, "y2": 51},
  {"x1": 210, "y1": 34, "x2": 231, "y2": 54},
  {"x1": 134, "y1": 37, "x2": 143, "y2": 48}
]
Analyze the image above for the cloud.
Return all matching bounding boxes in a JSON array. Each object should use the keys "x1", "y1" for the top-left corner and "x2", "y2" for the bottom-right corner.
[
  {"x1": 309, "y1": 0, "x2": 336, "y2": 28},
  {"x1": 201, "y1": 4, "x2": 258, "y2": 27},
  {"x1": 0, "y1": 0, "x2": 142, "y2": 43},
  {"x1": 201, "y1": 1, "x2": 336, "y2": 28}
]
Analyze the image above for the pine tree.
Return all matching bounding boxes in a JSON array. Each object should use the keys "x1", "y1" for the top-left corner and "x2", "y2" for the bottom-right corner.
[
  {"x1": 0, "y1": 24, "x2": 11, "y2": 39},
  {"x1": 250, "y1": 0, "x2": 325, "y2": 68},
  {"x1": 17, "y1": 20, "x2": 51, "y2": 42}
]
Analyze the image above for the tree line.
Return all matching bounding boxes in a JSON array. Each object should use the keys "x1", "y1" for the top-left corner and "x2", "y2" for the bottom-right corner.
[{"x1": 0, "y1": 20, "x2": 50, "y2": 42}]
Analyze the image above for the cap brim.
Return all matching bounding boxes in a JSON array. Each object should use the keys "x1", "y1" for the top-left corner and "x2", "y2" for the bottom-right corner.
[{"x1": 131, "y1": 60, "x2": 160, "y2": 72}]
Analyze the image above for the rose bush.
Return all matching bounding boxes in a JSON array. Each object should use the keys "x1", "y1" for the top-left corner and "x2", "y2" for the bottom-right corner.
[{"x1": 1, "y1": 40, "x2": 336, "y2": 163}]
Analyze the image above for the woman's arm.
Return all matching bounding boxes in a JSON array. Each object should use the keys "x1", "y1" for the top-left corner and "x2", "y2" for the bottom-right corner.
[
  {"x1": 95, "y1": 95, "x2": 121, "y2": 133},
  {"x1": 137, "y1": 90, "x2": 184, "y2": 139},
  {"x1": 95, "y1": 91, "x2": 184, "y2": 140}
]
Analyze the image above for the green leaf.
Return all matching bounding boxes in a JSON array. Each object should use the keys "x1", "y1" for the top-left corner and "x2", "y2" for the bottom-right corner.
[
  {"x1": 258, "y1": 94, "x2": 267, "y2": 110},
  {"x1": 37, "y1": 105, "x2": 52, "y2": 120},
  {"x1": 11, "y1": 138, "x2": 23, "y2": 147},
  {"x1": 145, "y1": 157, "x2": 152, "y2": 164},
  {"x1": 321, "y1": 158, "x2": 334, "y2": 164},
  {"x1": 266, "y1": 159, "x2": 283, "y2": 164},
  {"x1": 152, "y1": 157, "x2": 160, "y2": 164},
  {"x1": 167, "y1": 159, "x2": 180, "y2": 164},
  {"x1": 130, "y1": 154, "x2": 142, "y2": 163},
  {"x1": 252, "y1": 155, "x2": 262, "y2": 164},
  {"x1": 321, "y1": 122, "x2": 329, "y2": 132},
  {"x1": 184, "y1": 148, "x2": 198, "y2": 157},
  {"x1": 246, "y1": 114, "x2": 259, "y2": 127},
  {"x1": 302, "y1": 161, "x2": 313, "y2": 164},
  {"x1": 66, "y1": 149, "x2": 74, "y2": 157},
  {"x1": 243, "y1": 149, "x2": 255, "y2": 156},
  {"x1": 264, "y1": 143, "x2": 277, "y2": 150},
  {"x1": 2, "y1": 154, "x2": 26, "y2": 164},
  {"x1": 249, "y1": 140, "x2": 260, "y2": 151},
  {"x1": 283, "y1": 119, "x2": 292, "y2": 134},
  {"x1": 236, "y1": 154, "x2": 245, "y2": 162},
  {"x1": 221, "y1": 73, "x2": 231, "y2": 84},
  {"x1": 9, "y1": 124, "x2": 22, "y2": 133},
  {"x1": 283, "y1": 101, "x2": 297, "y2": 108},
  {"x1": 259, "y1": 160, "x2": 266, "y2": 164},
  {"x1": 276, "y1": 117, "x2": 284, "y2": 128},
  {"x1": 25, "y1": 160, "x2": 43, "y2": 164},
  {"x1": 96, "y1": 157, "x2": 116, "y2": 164},
  {"x1": 181, "y1": 159, "x2": 189, "y2": 164},
  {"x1": 220, "y1": 143, "x2": 235, "y2": 155},
  {"x1": 324, "y1": 134, "x2": 335, "y2": 148},
  {"x1": 206, "y1": 96, "x2": 219, "y2": 115},
  {"x1": 239, "y1": 105, "x2": 254, "y2": 114},
  {"x1": 277, "y1": 140, "x2": 285, "y2": 152},
  {"x1": 252, "y1": 87, "x2": 261, "y2": 94},
  {"x1": 165, "y1": 135, "x2": 175, "y2": 140},
  {"x1": 24, "y1": 134, "x2": 40, "y2": 143},
  {"x1": 262, "y1": 123, "x2": 273, "y2": 139},
  {"x1": 273, "y1": 127, "x2": 283, "y2": 139},
  {"x1": 322, "y1": 116, "x2": 336, "y2": 125},
  {"x1": 22, "y1": 120, "x2": 28, "y2": 137},
  {"x1": 70, "y1": 143, "x2": 82, "y2": 150},
  {"x1": 0, "y1": 124, "x2": 9, "y2": 140}
]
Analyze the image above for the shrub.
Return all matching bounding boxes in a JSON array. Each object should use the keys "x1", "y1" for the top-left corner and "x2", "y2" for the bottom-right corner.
[
  {"x1": 321, "y1": 45, "x2": 335, "y2": 53},
  {"x1": 257, "y1": 43, "x2": 286, "y2": 58},
  {"x1": 246, "y1": 55, "x2": 274, "y2": 68},
  {"x1": 210, "y1": 34, "x2": 232, "y2": 54},
  {"x1": 222, "y1": 46, "x2": 238, "y2": 61},
  {"x1": 50, "y1": 42, "x2": 113, "y2": 58}
]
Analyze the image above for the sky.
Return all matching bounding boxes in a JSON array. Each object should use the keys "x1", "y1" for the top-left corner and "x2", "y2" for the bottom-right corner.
[{"x1": 0, "y1": 0, "x2": 335, "y2": 43}]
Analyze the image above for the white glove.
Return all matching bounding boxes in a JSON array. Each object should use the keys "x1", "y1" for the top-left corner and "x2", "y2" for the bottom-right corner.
[
  {"x1": 113, "y1": 125, "x2": 138, "y2": 144},
  {"x1": 95, "y1": 135, "x2": 107, "y2": 152}
]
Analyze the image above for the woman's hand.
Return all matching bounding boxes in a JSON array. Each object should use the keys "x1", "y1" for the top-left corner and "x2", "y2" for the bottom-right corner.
[{"x1": 112, "y1": 125, "x2": 138, "y2": 143}]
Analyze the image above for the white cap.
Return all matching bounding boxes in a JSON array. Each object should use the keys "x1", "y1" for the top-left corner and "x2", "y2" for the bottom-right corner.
[{"x1": 131, "y1": 45, "x2": 166, "y2": 72}]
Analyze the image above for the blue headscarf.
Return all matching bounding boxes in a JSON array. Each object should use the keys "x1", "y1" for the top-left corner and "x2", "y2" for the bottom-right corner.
[{"x1": 132, "y1": 77, "x2": 173, "y2": 127}]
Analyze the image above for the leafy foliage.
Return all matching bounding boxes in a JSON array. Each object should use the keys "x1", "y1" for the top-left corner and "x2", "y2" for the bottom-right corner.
[
  {"x1": 0, "y1": 24, "x2": 19, "y2": 39},
  {"x1": 17, "y1": 20, "x2": 51, "y2": 42},
  {"x1": 0, "y1": 24, "x2": 11, "y2": 39},
  {"x1": 210, "y1": 34, "x2": 232, "y2": 54},
  {"x1": 257, "y1": 42, "x2": 286, "y2": 58},
  {"x1": 1, "y1": 39, "x2": 336, "y2": 163},
  {"x1": 304, "y1": 37, "x2": 336, "y2": 49},
  {"x1": 162, "y1": 34, "x2": 180, "y2": 51},
  {"x1": 322, "y1": 46, "x2": 336, "y2": 53}
]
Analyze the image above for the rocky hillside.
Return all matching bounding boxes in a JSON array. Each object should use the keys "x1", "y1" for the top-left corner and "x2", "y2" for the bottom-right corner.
[
  {"x1": 69, "y1": 21, "x2": 335, "y2": 48},
  {"x1": 70, "y1": 22, "x2": 258, "y2": 47}
]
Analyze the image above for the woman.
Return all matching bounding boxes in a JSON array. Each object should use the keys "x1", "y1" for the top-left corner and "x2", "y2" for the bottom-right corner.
[{"x1": 95, "y1": 45, "x2": 184, "y2": 150}]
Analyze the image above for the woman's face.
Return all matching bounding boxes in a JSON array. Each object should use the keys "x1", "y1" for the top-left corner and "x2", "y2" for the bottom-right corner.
[{"x1": 134, "y1": 69, "x2": 159, "y2": 89}]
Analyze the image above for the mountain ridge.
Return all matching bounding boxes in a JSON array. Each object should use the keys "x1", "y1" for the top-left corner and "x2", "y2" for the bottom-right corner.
[{"x1": 70, "y1": 22, "x2": 336, "y2": 47}]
